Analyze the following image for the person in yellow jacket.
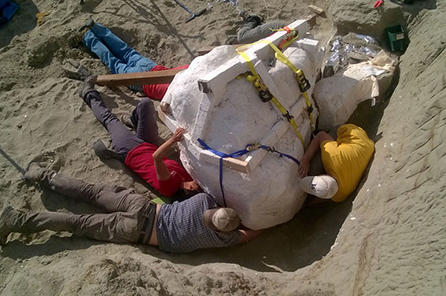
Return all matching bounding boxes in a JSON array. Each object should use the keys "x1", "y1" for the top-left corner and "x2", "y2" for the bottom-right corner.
[{"x1": 299, "y1": 124, "x2": 375, "y2": 205}]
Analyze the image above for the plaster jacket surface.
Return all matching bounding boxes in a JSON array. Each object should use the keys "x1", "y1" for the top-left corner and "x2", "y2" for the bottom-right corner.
[{"x1": 161, "y1": 21, "x2": 323, "y2": 229}]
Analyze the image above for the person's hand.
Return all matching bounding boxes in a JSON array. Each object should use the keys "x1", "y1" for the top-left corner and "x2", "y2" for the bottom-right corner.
[
  {"x1": 171, "y1": 127, "x2": 185, "y2": 143},
  {"x1": 298, "y1": 156, "x2": 310, "y2": 177}
]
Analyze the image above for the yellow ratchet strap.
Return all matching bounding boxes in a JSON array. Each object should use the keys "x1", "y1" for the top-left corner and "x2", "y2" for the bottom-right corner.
[
  {"x1": 259, "y1": 40, "x2": 315, "y2": 132},
  {"x1": 236, "y1": 47, "x2": 305, "y2": 146},
  {"x1": 277, "y1": 26, "x2": 299, "y2": 50}
]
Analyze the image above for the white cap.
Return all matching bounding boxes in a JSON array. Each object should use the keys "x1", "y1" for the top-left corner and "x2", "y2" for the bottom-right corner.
[
  {"x1": 300, "y1": 175, "x2": 338, "y2": 199},
  {"x1": 203, "y1": 208, "x2": 241, "y2": 232}
]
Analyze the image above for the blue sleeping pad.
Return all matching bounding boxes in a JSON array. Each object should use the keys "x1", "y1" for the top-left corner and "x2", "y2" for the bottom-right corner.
[{"x1": 0, "y1": 0, "x2": 19, "y2": 29}]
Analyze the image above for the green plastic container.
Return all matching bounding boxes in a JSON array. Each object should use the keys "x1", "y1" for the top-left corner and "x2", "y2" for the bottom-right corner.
[{"x1": 385, "y1": 25, "x2": 407, "y2": 52}]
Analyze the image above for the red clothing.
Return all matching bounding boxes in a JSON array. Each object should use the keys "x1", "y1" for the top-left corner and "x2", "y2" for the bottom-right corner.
[
  {"x1": 142, "y1": 65, "x2": 189, "y2": 100},
  {"x1": 124, "y1": 143, "x2": 193, "y2": 197}
]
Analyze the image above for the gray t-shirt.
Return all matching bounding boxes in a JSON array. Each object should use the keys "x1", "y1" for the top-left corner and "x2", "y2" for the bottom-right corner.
[{"x1": 156, "y1": 193, "x2": 242, "y2": 253}]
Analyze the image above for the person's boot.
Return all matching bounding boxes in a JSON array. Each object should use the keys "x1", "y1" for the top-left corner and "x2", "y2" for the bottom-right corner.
[
  {"x1": 68, "y1": 26, "x2": 90, "y2": 48},
  {"x1": 245, "y1": 15, "x2": 263, "y2": 27},
  {"x1": 24, "y1": 162, "x2": 47, "y2": 183},
  {"x1": 0, "y1": 206, "x2": 22, "y2": 245},
  {"x1": 225, "y1": 35, "x2": 239, "y2": 45},
  {"x1": 93, "y1": 140, "x2": 121, "y2": 160},
  {"x1": 79, "y1": 75, "x2": 98, "y2": 101},
  {"x1": 84, "y1": 16, "x2": 95, "y2": 29},
  {"x1": 63, "y1": 59, "x2": 91, "y2": 81},
  {"x1": 24, "y1": 163, "x2": 58, "y2": 190},
  {"x1": 68, "y1": 17, "x2": 95, "y2": 48},
  {"x1": 239, "y1": 9, "x2": 250, "y2": 21}
]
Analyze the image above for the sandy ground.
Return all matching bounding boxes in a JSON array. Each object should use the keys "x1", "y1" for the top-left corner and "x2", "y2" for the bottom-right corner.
[{"x1": 1, "y1": 0, "x2": 445, "y2": 295}]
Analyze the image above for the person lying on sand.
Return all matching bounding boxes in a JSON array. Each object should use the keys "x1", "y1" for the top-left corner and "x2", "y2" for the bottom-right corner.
[
  {"x1": 298, "y1": 124, "x2": 375, "y2": 206},
  {"x1": 70, "y1": 18, "x2": 187, "y2": 100},
  {"x1": 226, "y1": 10, "x2": 286, "y2": 45},
  {"x1": 0, "y1": 165, "x2": 261, "y2": 252},
  {"x1": 80, "y1": 75, "x2": 200, "y2": 197}
]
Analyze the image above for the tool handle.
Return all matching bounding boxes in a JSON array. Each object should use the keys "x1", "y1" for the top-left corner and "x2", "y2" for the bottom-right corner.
[{"x1": 172, "y1": 0, "x2": 193, "y2": 14}]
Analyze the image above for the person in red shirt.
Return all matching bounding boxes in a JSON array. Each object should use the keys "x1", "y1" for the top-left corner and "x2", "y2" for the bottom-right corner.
[
  {"x1": 141, "y1": 65, "x2": 188, "y2": 100},
  {"x1": 79, "y1": 75, "x2": 200, "y2": 197},
  {"x1": 70, "y1": 18, "x2": 188, "y2": 100}
]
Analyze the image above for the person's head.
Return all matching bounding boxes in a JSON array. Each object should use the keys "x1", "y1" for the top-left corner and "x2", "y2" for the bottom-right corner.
[
  {"x1": 300, "y1": 175, "x2": 338, "y2": 199},
  {"x1": 180, "y1": 180, "x2": 201, "y2": 195},
  {"x1": 203, "y1": 208, "x2": 241, "y2": 232}
]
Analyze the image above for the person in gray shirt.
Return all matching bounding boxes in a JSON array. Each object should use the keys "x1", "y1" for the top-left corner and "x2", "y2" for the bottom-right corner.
[
  {"x1": 0, "y1": 165, "x2": 261, "y2": 252},
  {"x1": 226, "y1": 10, "x2": 286, "y2": 45}
]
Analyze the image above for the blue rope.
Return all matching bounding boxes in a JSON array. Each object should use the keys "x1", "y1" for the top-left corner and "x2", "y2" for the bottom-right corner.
[
  {"x1": 197, "y1": 138, "x2": 251, "y2": 207},
  {"x1": 258, "y1": 145, "x2": 300, "y2": 166},
  {"x1": 197, "y1": 139, "x2": 300, "y2": 207}
]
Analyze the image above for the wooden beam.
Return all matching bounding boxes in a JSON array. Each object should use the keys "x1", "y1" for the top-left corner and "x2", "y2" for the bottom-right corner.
[
  {"x1": 304, "y1": 13, "x2": 317, "y2": 28},
  {"x1": 197, "y1": 44, "x2": 243, "y2": 56},
  {"x1": 199, "y1": 150, "x2": 250, "y2": 174},
  {"x1": 308, "y1": 5, "x2": 324, "y2": 15},
  {"x1": 95, "y1": 68, "x2": 184, "y2": 87}
]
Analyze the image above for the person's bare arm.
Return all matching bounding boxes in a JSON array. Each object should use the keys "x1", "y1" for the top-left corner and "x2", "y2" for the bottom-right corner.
[
  {"x1": 299, "y1": 131, "x2": 334, "y2": 177},
  {"x1": 152, "y1": 127, "x2": 185, "y2": 181},
  {"x1": 239, "y1": 229, "x2": 263, "y2": 243}
]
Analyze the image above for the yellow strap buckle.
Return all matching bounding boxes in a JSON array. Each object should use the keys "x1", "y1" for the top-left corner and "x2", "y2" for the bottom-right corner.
[
  {"x1": 295, "y1": 69, "x2": 311, "y2": 93},
  {"x1": 253, "y1": 79, "x2": 273, "y2": 102}
]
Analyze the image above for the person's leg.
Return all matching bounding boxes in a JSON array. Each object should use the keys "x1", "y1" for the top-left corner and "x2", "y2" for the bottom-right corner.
[
  {"x1": 82, "y1": 30, "x2": 137, "y2": 75},
  {"x1": 237, "y1": 15, "x2": 262, "y2": 43},
  {"x1": 25, "y1": 165, "x2": 149, "y2": 213},
  {"x1": 89, "y1": 23, "x2": 157, "y2": 72},
  {"x1": 83, "y1": 90, "x2": 144, "y2": 160},
  {"x1": 1, "y1": 207, "x2": 140, "y2": 243},
  {"x1": 238, "y1": 21, "x2": 285, "y2": 44},
  {"x1": 130, "y1": 98, "x2": 159, "y2": 145}
]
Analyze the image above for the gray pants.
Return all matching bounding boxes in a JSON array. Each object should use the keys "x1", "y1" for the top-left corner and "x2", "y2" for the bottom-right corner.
[
  {"x1": 238, "y1": 21, "x2": 286, "y2": 44},
  {"x1": 11, "y1": 170, "x2": 151, "y2": 243},
  {"x1": 85, "y1": 91, "x2": 159, "y2": 161}
]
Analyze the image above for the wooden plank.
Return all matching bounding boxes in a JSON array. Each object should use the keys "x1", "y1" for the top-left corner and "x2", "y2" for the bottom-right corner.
[
  {"x1": 199, "y1": 150, "x2": 250, "y2": 174},
  {"x1": 304, "y1": 13, "x2": 317, "y2": 28},
  {"x1": 197, "y1": 44, "x2": 244, "y2": 56},
  {"x1": 95, "y1": 68, "x2": 184, "y2": 87},
  {"x1": 308, "y1": 5, "x2": 324, "y2": 15}
]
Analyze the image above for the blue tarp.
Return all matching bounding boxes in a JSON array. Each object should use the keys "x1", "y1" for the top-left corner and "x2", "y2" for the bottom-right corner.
[{"x1": 0, "y1": 0, "x2": 19, "y2": 29}]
